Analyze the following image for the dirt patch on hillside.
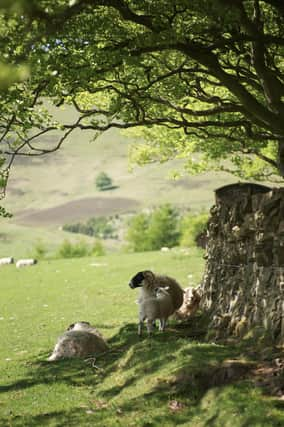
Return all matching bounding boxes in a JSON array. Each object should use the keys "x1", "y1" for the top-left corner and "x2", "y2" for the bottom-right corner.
[{"x1": 15, "y1": 197, "x2": 140, "y2": 225}]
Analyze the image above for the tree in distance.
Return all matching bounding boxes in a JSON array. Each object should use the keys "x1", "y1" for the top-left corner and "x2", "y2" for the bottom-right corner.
[{"x1": 95, "y1": 172, "x2": 114, "y2": 191}]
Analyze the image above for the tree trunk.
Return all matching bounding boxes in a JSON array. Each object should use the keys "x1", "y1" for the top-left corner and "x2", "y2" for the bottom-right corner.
[
  {"x1": 278, "y1": 140, "x2": 284, "y2": 177},
  {"x1": 200, "y1": 183, "x2": 284, "y2": 344}
]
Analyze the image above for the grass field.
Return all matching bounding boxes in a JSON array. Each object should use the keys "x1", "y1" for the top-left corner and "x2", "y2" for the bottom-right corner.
[{"x1": 0, "y1": 250, "x2": 283, "y2": 427}]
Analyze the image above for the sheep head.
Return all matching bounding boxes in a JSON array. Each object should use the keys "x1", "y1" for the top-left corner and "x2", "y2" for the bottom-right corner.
[
  {"x1": 129, "y1": 270, "x2": 155, "y2": 289},
  {"x1": 67, "y1": 321, "x2": 91, "y2": 331}
]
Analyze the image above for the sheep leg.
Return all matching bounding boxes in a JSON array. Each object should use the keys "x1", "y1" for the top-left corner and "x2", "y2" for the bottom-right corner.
[
  {"x1": 146, "y1": 319, "x2": 154, "y2": 335},
  {"x1": 138, "y1": 310, "x2": 146, "y2": 336},
  {"x1": 159, "y1": 318, "x2": 166, "y2": 332},
  {"x1": 138, "y1": 321, "x2": 143, "y2": 336}
]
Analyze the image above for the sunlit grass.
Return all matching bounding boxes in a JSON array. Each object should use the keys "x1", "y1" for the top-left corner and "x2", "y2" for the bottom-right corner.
[{"x1": 0, "y1": 250, "x2": 283, "y2": 426}]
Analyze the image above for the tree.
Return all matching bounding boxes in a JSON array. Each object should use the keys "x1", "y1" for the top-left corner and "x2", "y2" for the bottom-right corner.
[
  {"x1": 126, "y1": 212, "x2": 151, "y2": 252},
  {"x1": 126, "y1": 205, "x2": 180, "y2": 252},
  {"x1": 95, "y1": 172, "x2": 113, "y2": 191},
  {"x1": 146, "y1": 204, "x2": 180, "y2": 250},
  {"x1": 0, "y1": 0, "x2": 284, "y2": 203}
]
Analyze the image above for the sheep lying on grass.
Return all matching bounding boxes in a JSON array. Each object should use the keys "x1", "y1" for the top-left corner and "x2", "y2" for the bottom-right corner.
[
  {"x1": 48, "y1": 321, "x2": 108, "y2": 361},
  {"x1": 138, "y1": 286, "x2": 174, "y2": 335},
  {"x1": 129, "y1": 270, "x2": 184, "y2": 335}
]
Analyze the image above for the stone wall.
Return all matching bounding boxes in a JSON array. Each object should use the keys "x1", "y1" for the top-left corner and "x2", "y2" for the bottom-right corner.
[{"x1": 200, "y1": 183, "x2": 284, "y2": 344}]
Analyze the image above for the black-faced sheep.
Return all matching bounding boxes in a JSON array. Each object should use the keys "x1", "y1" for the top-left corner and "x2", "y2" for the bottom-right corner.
[
  {"x1": 129, "y1": 270, "x2": 184, "y2": 335},
  {"x1": 129, "y1": 270, "x2": 184, "y2": 311},
  {"x1": 16, "y1": 259, "x2": 37, "y2": 268},
  {"x1": 48, "y1": 321, "x2": 108, "y2": 361},
  {"x1": 138, "y1": 286, "x2": 174, "y2": 335}
]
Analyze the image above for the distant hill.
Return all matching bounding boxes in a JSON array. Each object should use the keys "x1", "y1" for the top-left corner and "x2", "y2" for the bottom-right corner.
[
  {"x1": 1, "y1": 105, "x2": 237, "y2": 256},
  {"x1": 4, "y1": 126, "x2": 235, "y2": 218}
]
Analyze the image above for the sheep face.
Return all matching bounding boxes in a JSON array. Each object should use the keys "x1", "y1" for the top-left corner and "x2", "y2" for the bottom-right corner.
[{"x1": 129, "y1": 270, "x2": 155, "y2": 289}]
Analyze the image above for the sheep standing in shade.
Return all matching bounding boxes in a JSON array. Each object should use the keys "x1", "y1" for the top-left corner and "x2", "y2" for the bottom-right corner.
[
  {"x1": 16, "y1": 259, "x2": 37, "y2": 268},
  {"x1": 129, "y1": 270, "x2": 184, "y2": 310},
  {"x1": 48, "y1": 321, "x2": 108, "y2": 361},
  {"x1": 129, "y1": 270, "x2": 184, "y2": 335},
  {"x1": 138, "y1": 286, "x2": 174, "y2": 335},
  {"x1": 0, "y1": 257, "x2": 14, "y2": 266}
]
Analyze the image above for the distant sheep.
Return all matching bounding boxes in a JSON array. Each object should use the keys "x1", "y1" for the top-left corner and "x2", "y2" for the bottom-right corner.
[
  {"x1": 48, "y1": 321, "x2": 108, "y2": 361},
  {"x1": 0, "y1": 257, "x2": 14, "y2": 266},
  {"x1": 16, "y1": 259, "x2": 37, "y2": 268},
  {"x1": 138, "y1": 286, "x2": 174, "y2": 335},
  {"x1": 129, "y1": 270, "x2": 184, "y2": 311}
]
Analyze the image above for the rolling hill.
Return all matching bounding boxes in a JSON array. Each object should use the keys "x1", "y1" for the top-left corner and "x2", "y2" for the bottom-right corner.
[{"x1": 1, "y1": 105, "x2": 237, "y2": 256}]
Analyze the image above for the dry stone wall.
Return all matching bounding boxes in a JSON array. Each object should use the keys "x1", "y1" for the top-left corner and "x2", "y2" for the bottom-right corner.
[{"x1": 200, "y1": 183, "x2": 284, "y2": 344}]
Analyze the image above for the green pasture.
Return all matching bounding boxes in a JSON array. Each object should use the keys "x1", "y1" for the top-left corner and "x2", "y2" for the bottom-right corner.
[
  {"x1": 0, "y1": 250, "x2": 283, "y2": 426},
  {"x1": 0, "y1": 222, "x2": 97, "y2": 260}
]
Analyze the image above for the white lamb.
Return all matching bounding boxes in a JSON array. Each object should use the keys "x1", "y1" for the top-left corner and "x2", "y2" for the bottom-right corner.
[{"x1": 138, "y1": 286, "x2": 174, "y2": 335}]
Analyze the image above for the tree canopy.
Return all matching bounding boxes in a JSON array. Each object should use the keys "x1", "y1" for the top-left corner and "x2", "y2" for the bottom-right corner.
[{"x1": 0, "y1": 0, "x2": 284, "y2": 204}]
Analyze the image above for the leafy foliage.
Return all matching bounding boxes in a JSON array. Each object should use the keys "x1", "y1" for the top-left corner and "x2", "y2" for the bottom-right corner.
[
  {"x1": 0, "y1": 205, "x2": 12, "y2": 218},
  {"x1": 95, "y1": 172, "x2": 114, "y2": 191},
  {"x1": 0, "y1": 0, "x2": 284, "y2": 193},
  {"x1": 125, "y1": 212, "x2": 151, "y2": 252},
  {"x1": 31, "y1": 239, "x2": 48, "y2": 259},
  {"x1": 180, "y1": 212, "x2": 209, "y2": 248},
  {"x1": 92, "y1": 239, "x2": 106, "y2": 256},
  {"x1": 126, "y1": 204, "x2": 180, "y2": 252},
  {"x1": 57, "y1": 239, "x2": 105, "y2": 258},
  {"x1": 63, "y1": 216, "x2": 116, "y2": 239}
]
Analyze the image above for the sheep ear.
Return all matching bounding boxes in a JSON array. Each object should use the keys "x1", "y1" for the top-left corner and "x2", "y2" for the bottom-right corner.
[
  {"x1": 165, "y1": 286, "x2": 170, "y2": 290},
  {"x1": 143, "y1": 270, "x2": 155, "y2": 282}
]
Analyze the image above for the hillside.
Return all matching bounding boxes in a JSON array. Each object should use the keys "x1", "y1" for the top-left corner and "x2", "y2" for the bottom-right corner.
[
  {"x1": 0, "y1": 104, "x2": 236, "y2": 256},
  {"x1": 4, "y1": 128, "x2": 235, "y2": 217}
]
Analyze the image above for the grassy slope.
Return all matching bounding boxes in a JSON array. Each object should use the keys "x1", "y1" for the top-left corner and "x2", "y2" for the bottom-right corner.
[
  {"x1": 4, "y1": 120, "x2": 234, "y2": 214},
  {"x1": 1, "y1": 103, "x2": 236, "y2": 257},
  {"x1": 0, "y1": 250, "x2": 283, "y2": 427}
]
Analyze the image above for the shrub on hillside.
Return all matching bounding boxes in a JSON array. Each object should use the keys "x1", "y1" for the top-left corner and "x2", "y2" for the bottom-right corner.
[
  {"x1": 92, "y1": 240, "x2": 105, "y2": 256},
  {"x1": 125, "y1": 212, "x2": 151, "y2": 252},
  {"x1": 63, "y1": 216, "x2": 116, "y2": 239},
  {"x1": 126, "y1": 204, "x2": 180, "y2": 252},
  {"x1": 147, "y1": 204, "x2": 180, "y2": 250},
  {"x1": 95, "y1": 172, "x2": 113, "y2": 191},
  {"x1": 57, "y1": 239, "x2": 105, "y2": 258},
  {"x1": 57, "y1": 239, "x2": 90, "y2": 258},
  {"x1": 32, "y1": 239, "x2": 48, "y2": 259},
  {"x1": 180, "y1": 212, "x2": 209, "y2": 248}
]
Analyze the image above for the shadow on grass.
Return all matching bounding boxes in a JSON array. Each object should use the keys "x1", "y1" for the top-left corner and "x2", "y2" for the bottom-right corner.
[
  {"x1": 0, "y1": 406, "x2": 121, "y2": 427},
  {"x1": 1, "y1": 322, "x2": 284, "y2": 426}
]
